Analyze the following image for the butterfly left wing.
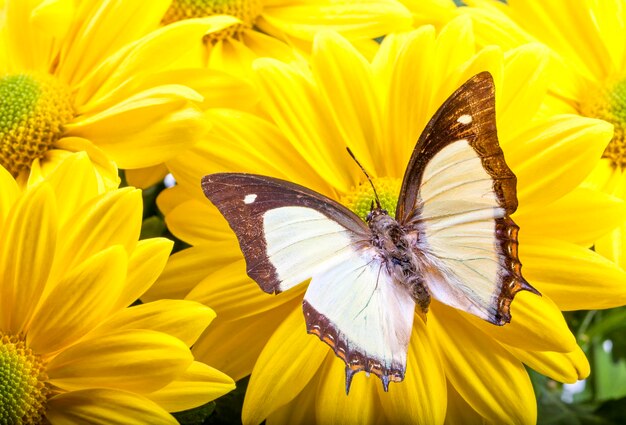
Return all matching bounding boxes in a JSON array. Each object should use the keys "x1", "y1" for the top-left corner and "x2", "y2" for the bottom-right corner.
[
  {"x1": 396, "y1": 72, "x2": 539, "y2": 325},
  {"x1": 202, "y1": 173, "x2": 416, "y2": 391}
]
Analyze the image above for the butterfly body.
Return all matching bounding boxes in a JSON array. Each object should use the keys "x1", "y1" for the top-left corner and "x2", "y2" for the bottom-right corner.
[
  {"x1": 367, "y1": 208, "x2": 432, "y2": 314},
  {"x1": 202, "y1": 72, "x2": 540, "y2": 394}
]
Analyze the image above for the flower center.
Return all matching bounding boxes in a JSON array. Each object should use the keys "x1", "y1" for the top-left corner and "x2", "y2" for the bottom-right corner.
[
  {"x1": 162, "y1": 0, "x2": 263, "y2": 43},
  {"x1": 341, "y1": 177, "x2": 402, "y2": 222},
  {"x1": 580, "y1": 78, "x2": 626, "y2": 169},
  {"x1": 0, "y1": 73, "x2": 74, "y2": 177},
  {"x1": 0, "y1": 333, "x2": 49, "y2": 424}
]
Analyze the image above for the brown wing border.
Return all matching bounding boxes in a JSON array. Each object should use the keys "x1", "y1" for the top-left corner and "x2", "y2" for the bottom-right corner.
[{"x1": 201, "y1": 173, "x2": 370, "y2": 294}]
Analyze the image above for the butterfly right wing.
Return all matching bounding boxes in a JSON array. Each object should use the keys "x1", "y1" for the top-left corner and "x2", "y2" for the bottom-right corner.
[
  {"x1": 202, "y1": 173, "x2": 416, "y2": 392},
  {"x1": 395, "y1": 72, "x2": 538, "y2": 326}
]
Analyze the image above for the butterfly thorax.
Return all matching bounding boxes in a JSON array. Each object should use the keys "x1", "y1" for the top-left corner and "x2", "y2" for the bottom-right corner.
[{"x1": 367, "y1": 208, "x2": 431, "y2": 313}]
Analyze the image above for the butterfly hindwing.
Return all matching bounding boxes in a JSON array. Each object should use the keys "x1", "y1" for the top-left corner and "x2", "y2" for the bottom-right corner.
[{"x1": 396, "y1": 72, "x2": 538, "y2": 325}]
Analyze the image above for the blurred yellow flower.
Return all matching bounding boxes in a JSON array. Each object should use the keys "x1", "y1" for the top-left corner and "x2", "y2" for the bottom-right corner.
[
  {"x1": 160, "y1": 0, "x2": 412, "y2": 74},
  {"x1": 0, "y1": 0, "x2": 244, "y2": 188},
  {"x1": 147, "y1": 19, "x2": 626, "y2": 424},
  {"x1": 0, "y1": 153, "x2": 234, "y2": 424},
  {"x1": 456, "y1": 0, "x2": 626, "y2": 268}
]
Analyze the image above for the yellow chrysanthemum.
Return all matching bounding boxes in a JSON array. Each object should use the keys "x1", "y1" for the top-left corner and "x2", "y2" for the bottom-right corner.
[
  {"x1": 0, "y1": 0, "x2": 248, "y2": 188},
  {"x1": 444, "y1": 0, "x2": 626, "y2": 269},
  {"x1": 0, "y1": 153, "x2": 234, "y2": 424},
  {"x1": 160, "y1": 0, "x2": 412, "y2": 74},
  {"x1": 146, "y1": 19, "x2": 626, "y2": 423}
]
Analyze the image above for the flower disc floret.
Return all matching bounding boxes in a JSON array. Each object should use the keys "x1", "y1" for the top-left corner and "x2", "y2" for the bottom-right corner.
[
  {"x1": 581, "y1": 79, "x2": 626, "y2": 169},
  {"x1": 0, "y1": 74, "x2": 74, "y2": 177},
  {"x1": 0, "y1": 333, "x2": 49, "y2": 425},
  {"x1": 341, "y1": 177, "x2": 402, "y2": 221},
  {"x1": 162, "y1": 0, "x2": 263, "y2": 43}
]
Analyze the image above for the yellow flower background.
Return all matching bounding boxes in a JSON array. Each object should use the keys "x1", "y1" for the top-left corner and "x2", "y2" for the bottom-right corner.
[{"x1": 3, "y1": 0, "x2": 626, "y2": 424}]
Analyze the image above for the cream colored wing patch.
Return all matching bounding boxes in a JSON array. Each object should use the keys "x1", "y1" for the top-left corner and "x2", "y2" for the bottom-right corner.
[
  {"x1": 263, "y1": 206, "x2": 361, "y2": 292},
  {"x1": 418, "y1": 139, "x2": 507, "y2": 323}
]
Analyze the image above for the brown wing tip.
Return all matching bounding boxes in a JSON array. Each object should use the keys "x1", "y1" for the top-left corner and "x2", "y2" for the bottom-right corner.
[{"x1": 303, "y1": 301, "x2": 405, "y2": 393}]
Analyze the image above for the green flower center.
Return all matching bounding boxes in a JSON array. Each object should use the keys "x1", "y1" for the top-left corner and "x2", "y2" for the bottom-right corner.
[
  {"x1": 341, "y1": 177, "x2": 402, "y2": 222},
  {"x1": 0, "y1": 73, "x2": 74, "y2": 177},
  {"x1": 0, "y1": 333, "x2": 49, "y2": 424},
  {"x1": 581, "y1": 78, "x2": 626, "y2": 169},
  {"x1": 162, "y1": 0, "x2": 263, "y2": 43}
]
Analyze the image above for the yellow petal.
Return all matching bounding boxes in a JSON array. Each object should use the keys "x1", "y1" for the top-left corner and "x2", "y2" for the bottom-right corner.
[
  {"x1": 95, "y1": 300, "x2": 215, "y2": 348},
  {"x1": 77, "y1": 16, "x2": 241, "y2": 108},
  {"x1": 505, "y1": 344, "x2": 590, "y2": 383},
  {"x1": 460, "y1": 290, "x2": 576, "y2": 353},
  {"x1": 67, "y1": 85, "x2": 206, "y2": 169},
  {"x1": 444, "y1": 382, "x2": 486, "y2": 425},
  {"x1": 167, "y1": 109, "x2": 329, "y2": 194},
  {"x1": 141, "y1": 244, "x2": 229, "y2": 302},
  {"x1": 258, "y1": 0, "x2": 412, "y2": 40},
  {"x1": 0, "y1": 164, "x2": 20, "y2": 225},
  {"x1": 125, "y1": 164, "x2": 168, "y2": 189},
  {"x1": 146, "y1": 361, "x2": 235, "y2": 412},
  {"x1": 311, "y1": 31, "x2": 383, "y2": 177},
  {"x1": 192, "y1": 300, "x2": 299, "y2": 382},
  {"x1": 55, "y1": 188, "x2": 141, "y2": 273},
  {"x1": 53, "y1": 137, "x2": 120, "y2": 191},
  {"x1": 115, "y1": 238, "x2": 173, "y2": 310},
  {"x1": 378, "y1": 317, "x2": 446, "y2": 425},
  {"x1": 254, "y1": 57, "x2": 354, "y2": 193},
  {"x1": 58, "y1": 0, "x2": 172, "y2": 87},
  {"x1": 266, "y1": 381, "x2": 318, "y2": 424},
  {"x1": 517, "y1": 187, "x2": 626, "y2": 247},
  {"x1": 27, "y1": 246, "x2": 127, "y2": 355},
  {"x1": 47, "y1": 388, "x2": 177, "y2": 425},
  {"x1": 430, "y1": 16, "x2": 477, "y2": 105},
  {"x1": 36, "y1": 152, "x2": 100, "y2": 226},
  {"x1": 431, "y1": 306, "x2": 537, "y2": 425},
  {"x1": 508, "y1": 115, "x2": 613, "y2": 209},
  {"x1": 497, "y1": 43, "x2": 550, "y2": 141},
  {"x1": 186, "y1": 259, "x2": 304, "y2": 321},
  {"x1": 30, "y1": 0, "x2": 74, "y2": 39},
  {"x1": 382, "y1": 27, "x2": 436, "y2": 175},
  {"x1": 315, "y1": 355, "x2": 381, "y2": 425},
  {"x1": 242, "y1": 306, "x2": 329, "y2": 425},
  {"x1": 47, "y1": 329, "x2": 193, "y2": 392},
  {"x1": 520, "y1": 237, "x2": 626, "y2": 310},
  {"x1": 0, "y1": 182, "x2": 57, "y2": 333},
  {"x1": 164, "y1": 199, "x2": 232, "y2": 246}
]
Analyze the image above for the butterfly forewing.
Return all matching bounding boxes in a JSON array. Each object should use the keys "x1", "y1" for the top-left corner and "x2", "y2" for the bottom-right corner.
[{"x1": 396, "y1": 72, "x2": 538, "y2": 325}]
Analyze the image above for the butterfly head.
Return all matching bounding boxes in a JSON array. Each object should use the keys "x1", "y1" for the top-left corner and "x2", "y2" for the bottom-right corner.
[{"x1": 366, "y1": 201, "x2": 388, "y2": 223}]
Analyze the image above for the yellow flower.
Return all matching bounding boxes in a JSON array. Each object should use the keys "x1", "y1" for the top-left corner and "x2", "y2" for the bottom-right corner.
[
  {"x1": 160, "y1": 0, "x2": 412, "y2": 74},
  {"x1": 452, "y1": 0, "x2": 626, "y2": 268},
  {"x1": 0, "y1": 0, "x2": 243, "y2": 188},
  {"x1": 0, "y1": 153, "x2": 234, "y2": 424},
  {"x1": 147, "y1": 19, "x2": 626, "y2": 423}
]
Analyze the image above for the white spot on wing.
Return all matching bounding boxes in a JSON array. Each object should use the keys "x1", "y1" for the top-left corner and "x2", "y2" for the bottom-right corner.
[
  {"x1": 457, "y1": 114, "x2": 472, "y2": 125},
  {"x1": 244, "y1": 194, "x2": 257, "y2": 204}
]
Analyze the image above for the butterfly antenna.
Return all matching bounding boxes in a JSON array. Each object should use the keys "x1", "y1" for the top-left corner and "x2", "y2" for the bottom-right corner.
[{"x1": 346, "y1": 147, "x2": 382, "y2": 209}]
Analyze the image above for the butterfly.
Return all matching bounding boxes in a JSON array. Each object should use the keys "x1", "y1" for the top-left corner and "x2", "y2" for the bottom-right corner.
[{"x1": 201, "y1": 72, "x2": 540, "y2": 394}]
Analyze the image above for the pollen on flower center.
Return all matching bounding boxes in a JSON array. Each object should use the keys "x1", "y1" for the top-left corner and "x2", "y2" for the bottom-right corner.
[
  {"x1": 0, "y1": 333, "x2": 49, "y2": 424},
  {"x1": 0, "y1": 73, "x2": 74, "y2": 177},
  {"x1": 162, "y1": 0, "x2": 263, "y2": 43},
  {"x1": 341, "y1": 177, "x2": 402, "y2": 222},
  {"x1": 581, "y1": 78, "x2": 626, "y2": 169}
]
